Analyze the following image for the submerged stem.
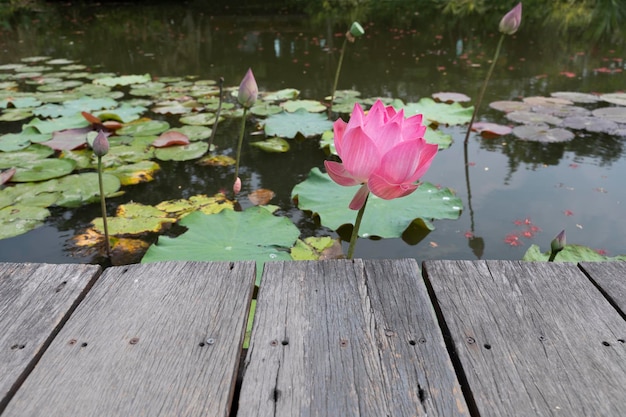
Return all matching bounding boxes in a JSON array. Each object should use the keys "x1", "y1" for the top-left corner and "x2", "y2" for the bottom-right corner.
[
  {"x1": 346, "y1": 192, "x2": 369, "y2": 259},
  {"x1": 234, "y1": 106, "x2": 248, "y2": 184},
  {"x1": 463, "y1": 34, "x2": 506, "y2": 145},
  {"x1": 207, "y1": 77, "x2": 224, "y2": 153},
  {"x1": 97, "y1": 156, "x2": 111, "y2": 259}
]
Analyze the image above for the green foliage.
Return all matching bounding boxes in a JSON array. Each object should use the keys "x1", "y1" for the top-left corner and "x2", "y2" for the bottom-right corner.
[{"x1": 523, "y1": 244, "x2": 626, "y2": 262}]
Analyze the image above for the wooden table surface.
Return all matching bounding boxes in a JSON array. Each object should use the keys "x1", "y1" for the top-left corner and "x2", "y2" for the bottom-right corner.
[{"x1": 1, "y1": 259, "x2": 624, "y2": 416}]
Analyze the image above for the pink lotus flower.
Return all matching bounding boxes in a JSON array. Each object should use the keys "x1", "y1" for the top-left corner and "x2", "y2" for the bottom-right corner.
[
  {"x1": 499, "y1": 3, "x2": 522, "y2": 35},
  {"x1": 324, "y1": 100, "x2": 438, "y2": 210}
]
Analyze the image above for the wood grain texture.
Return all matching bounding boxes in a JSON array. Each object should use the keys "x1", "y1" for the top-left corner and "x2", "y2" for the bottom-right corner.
[
  {"x1": 579, "y1": 261, "x2": 626, "y2": 317},
  {"x1": 0, "y1": 262, "x2": 101, "y2": 412},
  {"x1": 238, "y1": 259, "x2": 468, "y2": 417},
  {"x1": 3, "y1": 261, "x2": 255, "y2": 417},
  {"x1": 423, "y1": 260, "x2": 626, "y2": 417}
]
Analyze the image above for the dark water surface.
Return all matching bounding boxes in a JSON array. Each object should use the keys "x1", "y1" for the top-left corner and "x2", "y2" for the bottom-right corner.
[{"x1": 0, "y1": 2, "x2": 625, "y2": 264}]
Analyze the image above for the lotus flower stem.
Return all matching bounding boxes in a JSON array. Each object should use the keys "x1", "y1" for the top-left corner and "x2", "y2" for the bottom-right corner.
[
  {"x1": 329, "y1": 36, "x2": 348, "y2": 117},
  {"x1": 97, "y1": 156, "x2": 111, "y2": 258},
  {"x1": 234, "y1": 107, "x2": 248, "y2": 188},
  {"x1": 207, "y1": 77, "x2": 224, "y2": 154},
  {"x1": 463, "y1": 34, "x2": 505, "y2": 146},
  {"x1": 347, "y1": 192, "x2": 369, "y2": 259}
]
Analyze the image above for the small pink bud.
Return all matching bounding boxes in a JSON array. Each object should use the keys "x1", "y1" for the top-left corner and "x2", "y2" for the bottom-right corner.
[
  {"x1": 233, "y1": 177, "x2": 242, "y2": 195},
  {"x1": 499, "y1": 3, "x2": 522, "y2": 35},
  {"x1": 238, "y1": 68, "x2": 258, "y2": 109},
  {"x1": 551, "y1": 230, "x2": 566, "y2": 252},
  {"x1": 92, "y1": 130, "x2": 109, "y2": 157}
]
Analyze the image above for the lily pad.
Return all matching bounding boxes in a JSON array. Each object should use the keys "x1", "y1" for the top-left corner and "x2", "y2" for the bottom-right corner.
[
  {"x1": 600, "y1": 93, "x2": 626, "y2": 106},
  {"x1": 281, "y1": 99, "x2": 326, "y2": 113},
  {"x1": 489, "y1": 100, "x2": 532, "y2": 113},
  {"x1": 106, "y1": 160, "x2": 160, "y2": 185},
  {"x1": 94, "y1": 74, "x2": 151, "y2": 87},
  {"x1": 512, "y1": 124, "x2": 574, "y2": 142},
  {"x1": 561, "y1": 116, "x2": 618, "y2": 134},
  {"x1": 155, "y1": 194, "x2": 234, "y2": 218},
  {"x1": 531, "y1": 105, "x2": 590, "y2": 118},
  {"x1": 153, "y1": 131, "x2": 190, "y2": 147},
  {"x1": 179, "y1": 113, "x2": 221, "y2": 126},
  {"x1": 400, "y1": 98, "x2": 473, "y2": 126},
  {"x1": 262, "y1": 88, "x2": 299, "y2": 102},
  {"x1": 292, "y1": 168, "x2": 463, "y2": 238},
  {"x1": 0, "y1": 144, "x2": 55, "y2": 169},
  {"x1": 264, "y1": 108, "x2": 333, "y2": 138},
  {"x1": 523, "y1": 244, "x2": 626, "y2": 262},
  {"x1": 26, "y1": 114, "x2": 90, "y2": 134},
  {"x1": 55, "y1": 172, "x2": 122, "y2": 207},
  {"x1": 523, "y1": 96, "x2": 573, "y2": 106},
  {"x1": 168, "y1": 125, "x2": 212, "y2": 141},
  {"x1": 250, "y1": 103, "x2": 283, "y2": 117},
  {"x1": 424, "y1": 126, "x2": 453, "y2": 149},
  {"x1": 290, "y1": 236, "x2": 342, "y2": 260},
  {"x1": 142, "y1": 207, "x2": 300, "y2": 285},
  {"x1": 550, "y1": 92, "x2": 599, "y2": 104},
  {"x1": 470, "y1": 122, "x2": 513, "y2": 137},
  {"x1": 506, "y1": 111, "x2": 562, "y2": 125},
  {"x1": 10, "y1": 158, "x2": 77, "y2": 182},
  {"x1": 117, "y1": 119, "x2": 170, "y2": 136},
  {"x1": 197, "y1": 154, "x2": 236, "y2": 166},
  {"x1": 91, "y1": 202, "x2": 175, "y2": 236},
  {"x1": 432, "y1": 92, "x2": 471, "y2": 103},
  {"x1": 154, "y1": 141, "x2": 208, "y2": 161},
  {"x1": 592, "y1": 107, "x2": 626, "y2": 123},
  {"x1": 0, "y1": 109, "x2": 34, "y2": 122},
  {"x1": 0, "y1": 204, "x2": 50, "y2": 240},
  {"x1": 250, "y1": 137, "x2": 290, "y2": 153}
]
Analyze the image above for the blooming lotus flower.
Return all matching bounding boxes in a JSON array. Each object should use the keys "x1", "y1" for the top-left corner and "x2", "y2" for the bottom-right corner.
[
  {"x1": 92, "y1": 130, "x2": 109, "y2": 157},
  {"x1": 237, "y1": 68, "x2": 258, "y2": 109},
  {"x1": 324, "y1": 100, "x2": 438, "y2": 210},
  {"x1": 499, "y1": 3, "x2": 522, "y2": 35}
]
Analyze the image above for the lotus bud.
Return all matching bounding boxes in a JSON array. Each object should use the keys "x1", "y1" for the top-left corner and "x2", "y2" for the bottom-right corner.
[
  {"x1": 499, "y1": 3, "x2": 522, "y2": 35},
  {"x1": 346, "y1": 21, "x2": 365, "y2": 43},
  {"x1": 237, "y1": 68, "x2": 258, "y2": 109},
  {"x1": 233, "y1": 177, "x2": 242, "y2": 195},
  {"x1": 92, "y1": 130, "x2": 109, "y2": 157},
  {"x1": 550, "y1": 229, "x2": 566, "y2": 253}
]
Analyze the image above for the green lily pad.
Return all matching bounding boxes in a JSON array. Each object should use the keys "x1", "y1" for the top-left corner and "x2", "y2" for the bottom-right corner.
[
  {"x1": 0, "y1": 133, "x2": 32, "y2": 151},
  {"x1": 292, "y1": 168, "x2": 463, "y2": 238},
  {"x1": 424, "y1": 126, "x2": 453, "y2": 149},
  {"x1": 523, "y1": 244, "x2": 626, "y2": 262},
  {"x1": 506, "y1": 111, "x2": 562, "y2": 125},
  {"x1": 36, "y1": 80, "x2": 82, "y2": 92},
  {"x1": 26, "y1": 114, "x2": 90, "y2": 134},
  {"x1": 2, "y1": 96, "x2": 41, "y2": 108},
  {"x1": 0, "y1": 144, "x2": 55, "y2": 169},
  {"x1": 106, "y1": 160, "x2": 160, "y2": 185},
  {"x1": 95, "y1": 104, "x2": 147, "y2": 123},
  {"x1": 94, "y1": 73, "x2": 151, "y2": 87},
  {"x1": 592, "y1": 107, "x2": 626, "y2": 123},
  {"x1": 282, "y1": 99, "x2": 326, "y2": 113},
  {"x1": 250, "y1": 137, "x2": 290, "y2": 153},
  {"x1": 400, "y1": 98, "x2": 474, "y2": 126},
  {"x1": 489, "y1": 100, "x2": 532, "y2": 113},
  {"x1": 250, "y1": 103, "x2": 283, "y2": 117},
  {"x1": 168, "y1": 125, "x2": 212, "y2": 141},
  {"x1": 154, "y1": 141, "x2": 208, "y2": 161},
  {"x1": 117, "y1": 120, "x2": 169, "y2": 136},
  {"x1": 0, "y1": 204, "x2": 50, "y2": 240},
  {"x1": 91, "y1": 202, "x2": 175, "y2": 236},
  {"x1": 262, "y1": 88, "x2": 299, "y2": 102},
  {"x1": 550, "y1": 92, "x2": 599, "y2": 104},
  {"x1": 10, "y1": 158, "x2": 77, "y2": 182},
  {"x1": 512, "y1": 124, "x2": 574, "y2": 142},
  {"x1": 264, "y1": 108, "x2": 333, "y2": 138},
  {"x1": 142, "y1": 207, "x2": 300, "y2": 285},
  {"x1": 600, "y1": 93, "x2": 626, "y2": 106},
  {"x1": 33, "y1": 97, "x2": 117, "y2": 118},
  {"x1": 0, "y1": 109, "x2": 33, "y2": 122},
  {"x1": 55, "y1": 172, "x2": 122, "y2": 207},
  {"x1": 290, "y1": 236, "x2": 341, "y2": 260},
  {"x1": 156, "y1": 194, "x2": 234, "y2": 218},
  {"x1": 179, "y1": 113, "x2": 220, "y2": 126}
]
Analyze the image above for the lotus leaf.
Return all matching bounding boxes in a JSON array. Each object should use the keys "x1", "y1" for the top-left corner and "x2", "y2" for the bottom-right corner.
[
  {"x1": 470, "y1": 122, "x2": 512, "y2": 137},
  {"x1": 60, "y1": 64, "x2": 86, "y2": 71},
  {"x1": 26, "y1": 114, "x2": 90, "y2": 134},
  {"x1": 0, "y1": 144, "x2": 55, "y2": 169},
  {"x1": 94, "y1": 74, "x2": 151, "y2": 87},
  {"x1": 250, "y1": 137, "x2": 290, "y2": 153},
  {"x1": 292, "y1": 168, "x2": 463, "y2": 238},
  {"x1": 290, "y1": 236, "x2": 342, "y2": 260},
  {"x1": 154, "y1": 141, "x2": 208, "y2": 161},
  {"x1": 179, "y1": 113, "x2": 220, "y2": 126},
  {"x1": 55, "y1": 172, "x2": 122, "y2": 207},
  {"x1": 91, "y1": 202, "x2": 175, "y2": 236},
  {"x1": 106, "y1": 160, "x2": 160, "y2": 185},
  {"x1": 2, "y1": 96, "x2": 41, "y2": 108},
  {"x1": 41, "y1": 127, "x2": 93, "y2": 151},
  {"x1": 531, "y1": 105, "x2": 590, "y2": 118},
  {"x1": 46, "y1": 58, "x2": 73, "y2": 65},
  {"x1": 592, "y1": 107, "x2": 626, "y2": 123},
  {"x1": 489, "y1": 100, "x2": 532, "y2": 113},
  {"x1": 155, "y1": 194, "x2": 234, "y2": 218},
  {"x1": 95, "y1": 104, "x2": 147, "y2": 123},
  {"x1": 264, "y1": 108, "x2": 333, "y2": 138},
  {"x1": 197, "y1": 154, "x2": 236, "y2": 166},
  {"x1": 60, "y1": 149, "x2": 93, "y2": 170},
  {"x1": 599, "y1": 93, "x2": 626, "y2": 106},
  {"x1": 0, "y1": 204, "x2": 50, "y2": 240},
  {"x1": 424, "y1": 126, "x2": 453, "y2": 149},
  {"x1": 550, "y1": 92, "x2": 599, "y2": 104},
  {"x1": 523, "y1": 244, "x2": 626, "y2": 262},
  {"x1": 432, "y1": 92, "x2": 471, "y2": 103},
  {"x1": 262, "y1": 88, "x2": 299, "y2": 102},
  {"x1": 281, "y1": 99, "x2": 326, "y2": 113},
  {"x1": 36, "y1": 80, "x2": 82, "y2": 92},
  {"x1": 250, "y1": 103, "x2": 282, "y2": 117},
  {"x1": 0, "y1": 133, "x2": 31, "y2": 151},
  {"x1": 102, "y1": 142, "x2": 155, "y2": 165},
  {"x1": 153, "y1": 131, "x2": 190, "y2": 147},
  {"x1": 512, "y1": 124, "x2": 574, "y2": 142},
  {"x1": 561, "y1": 116, "x2": 618, "y2": 134},
  {"x1": 10, "y1": 158, "x2": 77, "y2": 182},
  {"x1": 0, "y1": 109, "x2": 33, "y2": 122},
  {"x1": 117, "y1": 119, "x2": 169, "y2": 136},
  {"x1": 400, "y1": 98, "x2": 474, "y2": 126},
  {"x1": 33, "y1": 97, "x2": 117, "y2": 118},
  {"x1": 523, "y1": 96, "x2": 573, "y2": 106},
  {"x1": 142, "y1": 207, "x2": 300, "y2": 285},
  {"x1": 168, "y1": 125, "x2": 212, "y2": 141},
  {"x1": 506, "y1": 111, "x2": 562, "y2": 125}
]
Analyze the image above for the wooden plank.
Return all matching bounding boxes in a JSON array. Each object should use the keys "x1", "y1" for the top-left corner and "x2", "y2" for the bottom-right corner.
[
  {"x1": 579, "y1": 261, "x2": 626, "y2": 317},
  {"x1": 238, "y1": 259, "x2": 468, "y2": 417},
  {"x1": 0, "y1": 262, "x2": 101, "y2": 413},
  {"x1": 3, "y1": 261, "x2": 255, "y2": 417},
  {"x1": 423, "y1": 260, "x2": 626, "y2": 417}
]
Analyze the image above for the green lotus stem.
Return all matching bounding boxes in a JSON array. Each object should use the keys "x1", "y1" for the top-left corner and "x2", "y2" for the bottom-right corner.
[
  {"x1": 97, "y1": 156, "x2": 111, "y2": 258},
  {"x1": 329, "y1": 36, "x2": 348, "y2": 117},
  {"x1": 463, "y1": 34, "x2": 505, "y2": 146},
  {"x1": 347, "y1": 192, "x2": 369, "y2": 259},
  {"x1": 207, "y1": 77, "x2": 224, "y2": 154},
  {"x1": 234, "y1": 106, "x2": 248, "y2": 184}
]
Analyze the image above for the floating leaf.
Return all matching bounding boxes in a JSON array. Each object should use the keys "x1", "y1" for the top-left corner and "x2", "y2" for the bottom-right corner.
[
  {"x1": 512, "y1": 124, "x2": 574, "y2": 142},
  {"x1": 179, "y1": 112, "x2": 221, "y2": 126},
  {"x1": 0, "y1": 168, "x2": 16, "y2": 185},
  {"x1": 262, "y1": 88, "x2": 299, "y2": 102},
  {"x1": 248, "y1": 188, "x2": 275, "y2": 206},
  {"x1": 423, "y1": 126, "x2": 453, "y2": 149},
  {"x1": 550, "y1": 92, "x2": 599, "y2": 104},
  {"x1": 290, "y1": 236, "x2": 342, "y2": 260},
  {"x1": 523, "y1": 96, "x2": 573, "y2": 106},
  {"x1": 168, "y1": 125, "x2": 212, "y2": 141},
  {"x1": 292, "y1": 168, "x2": 463, "y2": 238},
  {"x1": 106, "y1": 160, "x2": 160, "y2": 185},
  {"x1": 400, "y1": 98, "x2": 473, "y2": 126},
  {"x1": 55, "y1": 172, "x2": 122, "y2": 207},
  {"x1": 281, "y1": 99, "x2": 326, "y2": 113},
  {"x1": 156, "y1": 194, "x2": 234, "y2": 218},
  {"x1": 264, "y1": 108, "x2": 333, "y2": 138},
  {"x1": 142, "y1": 207, "x2": 300, "y2": 285},
  {"x1": 26, "y1": 114, "x2": 90, "y2": 134},
  {"x1": 154, "y1": 141, "x2": 208, "y2": 161},
  {"x1": 489, "y1": 100, "x2": 532, "y2": 113},
  {"x1": 0, "y1": 109, "x2": 33, "y2": 122},
  {"x1": 432, "y1": 92, "x2": 471, "y2": 103},
  {"x1": 599, "y1": 93, "x2": 626, "y2": 106},
  {"x1": 250, "y1": 137, "x2": 290, "y2": 153},
  {"x1": 94, "y1": 73, "x2": 151, "y2": 87},
  {"x1": 0, "y1": 144, "x2": 55, "y2": 169},
  {"x1": 197, "y1": 154, "x2": 236, "y2": 166},
  {"x1": 0, "y1": 204, "x2": 50, "y2": 240},
  {"x1": 506, "y1": 111, "x2": 562, "y2": 125},
  {"x1": 250, "y1": 103, "x2": 283, "y2": 117},
  {"x1": 91, "y1": 202, "x2": 175, "y2": 236},
  {"x1": 10, "y1": 158, "x2": 77, "y2": 182},
  {"x1": 117, "y1": 119, "x2": 169, "y2": 136},
  {"x1": 592, "y1": 107, "x2": 626, "y2": 123},
  {"x1": 41, "y1": 127, "x2": 93, "y2": 151},
  {"x1": 561, "y1": 116, "x2": 618, "y2": 134},
  {"x1": 471, "y1": 122, "x2": 513, "y2": 137},
  {"x1": 523, "y1": 244, "x2": 626, "y2": 262},
  {"x1": 153, "y1": 131, "x2": 190, "y2": 147}
]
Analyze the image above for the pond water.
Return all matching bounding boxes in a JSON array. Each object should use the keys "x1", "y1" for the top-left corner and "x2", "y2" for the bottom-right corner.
[{"x1": 0, "y1": 2, "x2": 625, "y2": 265}]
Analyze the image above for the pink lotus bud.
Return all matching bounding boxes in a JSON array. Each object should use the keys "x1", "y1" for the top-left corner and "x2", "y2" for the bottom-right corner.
[
  {"x1": 233, "y1": 177, "x2": 242, "y2": 195},
  {"x1": 238, "y1": 68, "x2": 258, "y2": 109},
  {"x1": 551, "y1": 229, "x2": 566, "y2": 253},
  {"x1": 92, "y1": 130, "x2": 109, "y2": 157},
  {"x1": 499, "y1": 3, "x2": 522, "y2": 35}
]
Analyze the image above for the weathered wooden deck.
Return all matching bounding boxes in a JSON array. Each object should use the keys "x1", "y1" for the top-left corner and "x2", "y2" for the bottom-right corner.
[{"x1": 1, "y1": 259, "x2": 624, "y2": 416}]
